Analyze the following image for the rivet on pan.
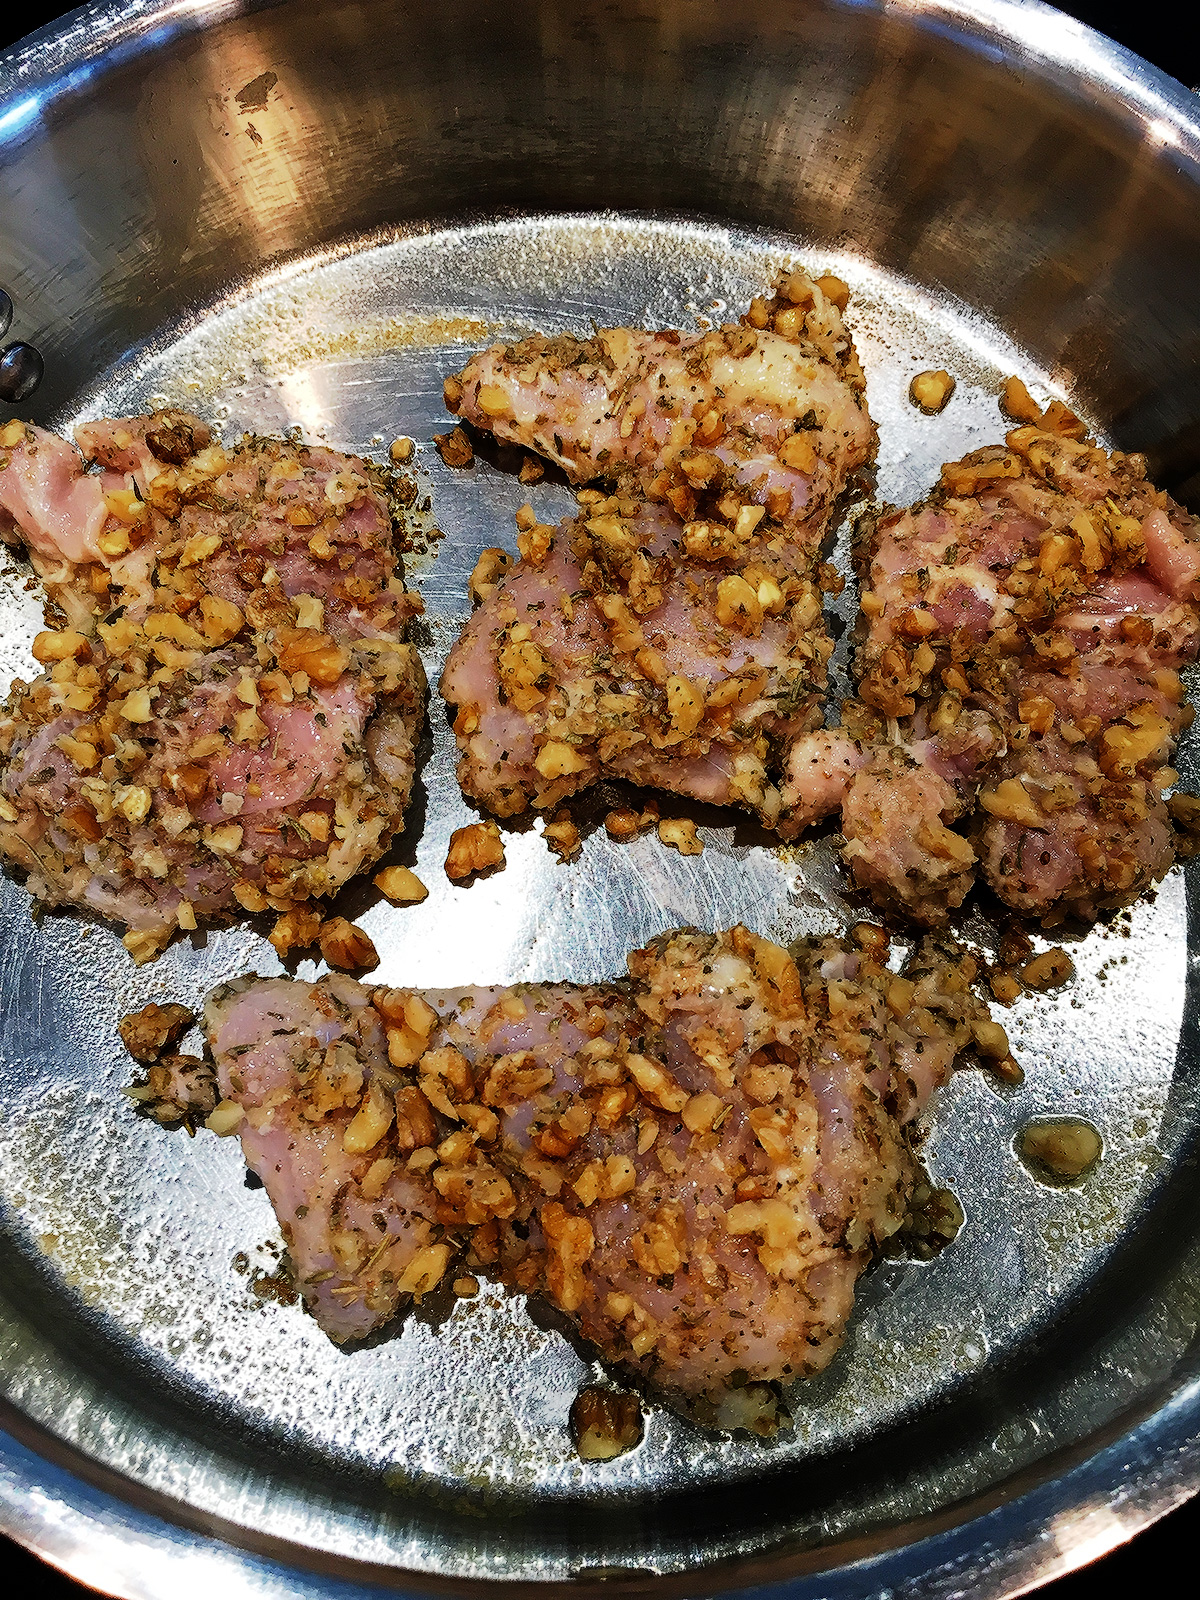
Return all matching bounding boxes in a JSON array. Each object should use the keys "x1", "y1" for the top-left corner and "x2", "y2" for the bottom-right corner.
[{"x1": 0, "y1": 340, "x2": 45, "y2": 404}]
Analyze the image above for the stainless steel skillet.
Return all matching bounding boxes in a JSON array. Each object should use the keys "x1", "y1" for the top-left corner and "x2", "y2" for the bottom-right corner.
[{"x1": 3, "y1": 2, "x2": 1200, "y2": 1595}]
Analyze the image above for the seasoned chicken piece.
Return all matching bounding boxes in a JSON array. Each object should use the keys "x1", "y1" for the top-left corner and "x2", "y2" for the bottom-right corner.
[
  {"x1": 446, "y1": 267, "x2": 874, "y2": 565},
  {"x1": 440, "y1": 270, "x2": 877, "y2": 825},
  {"x1": 200, "y1": 925, "x2": 1000, "y2": 1414},
  {"x1": 442, "y1": 498, "x2": 830, "y2": 820},
  {"x1": 0, "y1": 414, "x2": 426, "y2": 960},
  {"x1": 782, "y1": 411, "x2": 1200, "y2": 923}
]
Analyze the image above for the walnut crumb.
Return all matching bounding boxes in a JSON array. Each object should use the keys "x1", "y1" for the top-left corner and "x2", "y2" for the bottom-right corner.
[
  {"x1": 604, "y1": 802, "x2": 659, "y2": 842},
  {"x1": 433, "y1": 426, "x2": 474, "y2": 468},
  {"x1": 570, "y1": 1386, "x2": 644, "y2": 1461},
  {"x1": 374, "y1": 865, "x2": 428, "y2": 903},
  {"x1": 445, "y1": 820, "x2": 506, "y2": 880},
  {"x1": 518, "y1": 455, "x2": 545, "y2": 483},
  {"x1": 999, "y1": 375, "x2": 1044, "y2": 425},
  {"x1": 543, "y1": 812, "x2": 581, "y2": 861},
  {"x1": 468, "y1": 547, "x2": 514, "y2": 607},
  {"x1": 657, "y1": 818, "x2": 703, "y2": 855},
  {"x1": 909, "y1": 369, "x2": 956, "y2": 414},
  {"x1": 319, "y1": 917, "x2": 379, "y2": 972},
  {"x1": 1019, "y1": 947, "x2": 1074, "y2": 991},
  {"x1": 269, "y1": 906, "x2": 322, "y2": 958},
  {"x1": 389, "y1": 436, "x2": 414, "y2": 462},
  {"x1": 118, "y1": 1001, "x2": 194, "y2": 1063}
]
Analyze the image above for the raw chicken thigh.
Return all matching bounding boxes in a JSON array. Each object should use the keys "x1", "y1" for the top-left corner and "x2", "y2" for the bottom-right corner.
[
  {"x1": 0, "y1": 412, "x2": 425, "y2": 959},
  {"x1": 196, "y1": 924, "x2": 1000, "y2": 1418}
]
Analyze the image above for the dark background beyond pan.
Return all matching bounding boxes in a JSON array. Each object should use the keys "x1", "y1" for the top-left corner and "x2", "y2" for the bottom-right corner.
[{"x1": 1, "y1": 1, "x2": 1198, "y2": 1596}]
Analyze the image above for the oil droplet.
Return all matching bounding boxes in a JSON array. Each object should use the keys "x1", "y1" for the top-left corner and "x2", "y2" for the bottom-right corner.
[{"x1": 1016, "y1": 1117, "x2": 1102, "y2": 1186}]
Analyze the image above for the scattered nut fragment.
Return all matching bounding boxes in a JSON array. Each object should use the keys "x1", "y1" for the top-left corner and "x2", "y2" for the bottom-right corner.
[
  {"x1": 657, "y1": 818, "x2": 703, "y2": 855},
  {"x1": 908, "y1": 369, "x2": 956, "y2": 414},
  {"x1": 1019, "y1": 947, "x2": 1074, "y2": 991},
  {"x1": 999, "y1": 375, "x2": 1044, "y2": 424},
  {"x1": 122, "y1": 928, "x2": 170, "y2": 965},
  {"x1": 468, "y1": 546, "x2": 514, "y2": 607},
  {"x1": 1040, "y1": 398, "x2": 1087, "y2": 439},
  {"x1": 389, "y1": 435, "x2": 414, "y2": 462},
  {"x1": 453, "y1": 1276, "x2": 480, "y2": 1298},
  {"x1": 518, "y1": 454, "x2": 545, "y2": 483},
  {"x1": 815, "y1": 272, "x2": 850, "y2": 310},
  {"x1": 1017, "y1": 1118, "x2": 1102, "y2": 1184},
  {"x1": 433, "y1": 426, "x2": 474, "y2": 468},
  {"x1": 971, "y1": 1017, "x2": 1023, "y2": 1084},
  {"x1": 604, "y1": 801, "x2": 659, "y2": 841},
  {"x1": 989, "y1": 970, "x2": 1023, "y2": 1006},
  {"x1": 319, "y1": 917, "x2": 379, "y2": 971},
  {"x1": 445, "y1": 820, "x2": 506, "y2": 880},
  {"x1": 374, "y1": 865, "x2": 429, "y2": 903},
  {"x1": 569, "y1": 1386, "x2": 644, "y2": 1462},
  {"x1": 118, "y1": 1001, "x2": 194, "y2": 1063},
  {"x1": 269, "y1": 906, "x2": 323, "y2": 958},
  {"x1": 543, "y1": 811, "x2": 582, "y2": 861}
]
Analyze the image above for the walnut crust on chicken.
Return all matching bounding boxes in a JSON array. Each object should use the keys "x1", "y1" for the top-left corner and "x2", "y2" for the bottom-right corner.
[
  {"x1": 781, "y1": 411, "x2": 1200, "y2": 925},
  {"x1": 198, "y1": 925, "x2": 1001, "y2": 1418},
  {"x1": 439, "y1": 270, "x2": 877, "y2": 827},
  {"x1": 0, "y1": 412, "x2": 426, "y2": 960}
]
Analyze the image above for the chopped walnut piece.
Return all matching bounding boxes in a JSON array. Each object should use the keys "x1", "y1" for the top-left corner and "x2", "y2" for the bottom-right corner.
[
  {"x1": 396, "y1": 1241, "x2": 453, "y2": 1300},
  {"x1": 604, "y1": 801, "x2": 659, "y2": 841},
  {"x1": 468, "y1": 546, "x2": 515, "y2": 607},
  {"x1": 908, "y1": 369, "x2": 956, "y2": 415},
  {"x1": 570, "y1": 1386, "x2": 644, "y2": 1461},
  {"x1": 269, "y1": 906, "x2": 322, "y2": 958},
  {"x1": 989, "y1": 970, "x2": 1023, "y2": 1005},
  {"x1": 433, "y1": 426, "x2": 474, "y2": 468},
  {"x1": 657, "y1": 818, "x2": 703, "y2": 855},
  {"x1": 518, "y1": 455, "x2": 545, "y2": 484},
  {"x1": 274, "y1": 627, "x2": 350, "y2": 687},
  {"x1": 445, "y1": 820, "x2": 506, "y2": 880},
  {"x1": 374, "y1": 865, "x2": 429, "y2": 903},
  {"x1": 118, "y1": 1001, "x2": 194, "y2": 1063},
  {"x1": 534, "y1": 740, "x2": 587, "y2": 780},
  {"x1": 543, "y1": 811, "x2": 582, "y2": 861},
  {"x1": 32, "y1": 629, "x2": 90, "y2": 664},
  {"x1": 389, "y1": 436, "x2": 414, "y2": 462},
  {"x1": 122, "y1": 927, "x2": 171, "y2": 965},
  {"x1": 205, "y1": 1099, "x2": 245, "y2": 1136},
  {"x1": 1019, "y1": 947, "x2": 1074, "y2": 991},
  {"x1": 979, "y1": 778, "x2": 1042, "y2": 828},
  {"x1": 319, "y1": 917, "x2": 379, "y2": 972},
  {"x1": 999, "y1": 375, "x2": 1044, "y2": 424}
]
